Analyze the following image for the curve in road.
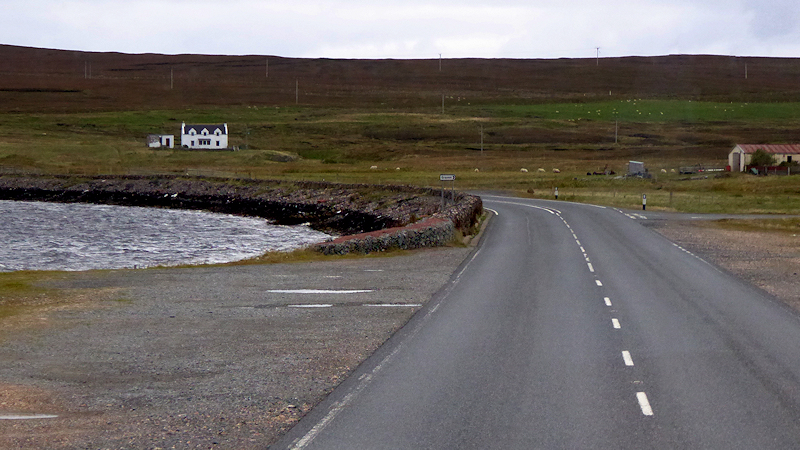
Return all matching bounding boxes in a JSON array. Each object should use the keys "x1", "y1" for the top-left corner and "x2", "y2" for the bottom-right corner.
[{"x1": 275, "y1": 195, "x2": 800, "y2": 449}]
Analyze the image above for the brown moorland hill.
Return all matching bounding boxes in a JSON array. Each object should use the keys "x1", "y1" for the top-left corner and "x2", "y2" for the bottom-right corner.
[{"x1": 2, "y1": 44, "x2": 800, "y2": 112}]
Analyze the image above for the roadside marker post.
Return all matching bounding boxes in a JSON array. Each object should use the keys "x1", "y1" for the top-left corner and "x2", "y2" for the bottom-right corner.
[
  {"x1": 642, "y1": 193, "x2": 647, "y2": 211},
  {"x1": 555, "y1": 187, "x2": 559, "y2": 200},
  {"x1": 440, "y1": 174, "x2": 456, "y2": 209}
]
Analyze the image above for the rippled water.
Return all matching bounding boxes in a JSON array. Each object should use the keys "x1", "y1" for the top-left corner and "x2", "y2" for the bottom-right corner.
[{"x1": 0, "y1": 200, "x2": 332, "y2": 272}]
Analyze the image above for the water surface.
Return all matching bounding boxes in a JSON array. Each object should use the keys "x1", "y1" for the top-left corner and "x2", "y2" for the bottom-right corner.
[{"x1": 0, "y1": 200, "x2": 331, "y2": 272}]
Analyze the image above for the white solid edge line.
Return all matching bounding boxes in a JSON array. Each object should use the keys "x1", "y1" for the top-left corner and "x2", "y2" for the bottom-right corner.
[
  {"x1": 622, "y1": 351, "x2": 634, "y2": 366},
  {"x1": 0, "y1": 414, "x2": 58, "y2": 420},
  {"x1": 612, "y1": 318, "x2": 621, "y2": 329},
  {"x1": 637, "y1": 392, "x2": 654, "y2": 416},
  {"x1": 289, "y1": 304, "x2": 334, "y2": 308},
  {"x1": 604, "y1": 297, "x2": 612, "y2": 306},
  {"x1": 366, "y1": 304, "x2": 423, "y2": 307},
  {"x1": 588, "y1": 263, "x2": 595, "y2": 273},
  {"x1": 485, "y1": 207, "x2": 499, "y2": 216},
  {"x1": 269, "y1": 289, "x2": 373, "y2": 294}
]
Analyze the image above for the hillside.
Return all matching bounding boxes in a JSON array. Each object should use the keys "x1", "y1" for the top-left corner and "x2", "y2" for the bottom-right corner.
[{"x1": 3, "y1": 44, "x2": 800, "y2": 112}]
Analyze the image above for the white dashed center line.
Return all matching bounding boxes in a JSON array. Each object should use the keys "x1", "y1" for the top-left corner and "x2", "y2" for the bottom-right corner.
[
  {"x1": 612, "y1": 318, "x2": 621, "y2": 329},
  {"x1": 595, "y1": 280, "x2": 603, "y2": 287},
  {"x1": 604, "y1": 297, "x2": 612, "y2": 306},
  {"x1": 622, "y1": 351, "x2": 635, "y2": 366},
  {"x1": 587, "y1": 263, "x2": 595, "y2": 272},
  {"x1": 637, "y1": 392, "x2": 654, "y2": 416}
]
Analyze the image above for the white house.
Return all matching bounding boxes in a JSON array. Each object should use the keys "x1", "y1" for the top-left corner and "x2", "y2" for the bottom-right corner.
[
  {"x1": 146, "y1": 134, "x2": 174, "y2": 149},
  {"x1": 181, "y1": 122, "x2": 229, "y2": 149},
  {"x1": 728, "y1": 144, "x2": 800, "y2": 172}
]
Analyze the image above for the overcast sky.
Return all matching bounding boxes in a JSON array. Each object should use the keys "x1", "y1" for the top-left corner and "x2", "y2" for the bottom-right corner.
[{"x1": 3, "y1": 0, "x2": 800, "y2": 59}]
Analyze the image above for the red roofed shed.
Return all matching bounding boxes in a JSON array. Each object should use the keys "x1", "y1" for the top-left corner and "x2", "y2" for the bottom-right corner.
[{"x1": 729, "y1": 144, "x2": 800, "y2": 172}]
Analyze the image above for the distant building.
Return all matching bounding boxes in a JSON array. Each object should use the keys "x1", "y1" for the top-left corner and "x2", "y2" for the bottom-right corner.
[
  {"x1": 627, "y1": 161, "x2": 645, "y2": 175},
  {"x1": 181, "y1": 122, "x2": 229, "y2": 149},
  {"x1": 146, "y1": 134, "x2": 174, "y2": 149},
  {"x1": 729, "y1": 144, "x2": 800, "y2": 172}
]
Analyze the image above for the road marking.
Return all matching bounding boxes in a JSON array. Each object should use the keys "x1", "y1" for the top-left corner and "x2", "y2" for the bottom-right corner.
[
  {"x1": 0, "y1": 413, "x2": 58, "y2": 420},
  {"x1": 622, "y1": 351, "x2": 634, "y2": 366},
  {"x1": 575, "y1": 240, "x2": 581, "y2": 246},
  {"x1": 587, "y1": 263, "x2": 595, "y2": 273},
  {"x1": 595, "y1": 280, "x2": 603, "y2": 286},
  {"x1": 604, "y1": 297, "x2": 612, "y2": 306},
  {"x1": 289, "y1": 304, "x2": 333, "y2": 308},
  {"x1": 269, "y1": 289, "x2": 373, "y2": 294},
  {"x1": 485, "y1": 207, "x2": 499, "y2": 216},
  {"x1": 580, "y1": 246, "x2": 585, "y2": 253},
  {"x1": 612, "y1": 318, "x2": 621, "y2": 329},
  {"x1": 637, "y1": 392, "x2": 654, "y2": 416},
  {"x1": 366, "y1": 303, "x2": 422, "y2": 307}
]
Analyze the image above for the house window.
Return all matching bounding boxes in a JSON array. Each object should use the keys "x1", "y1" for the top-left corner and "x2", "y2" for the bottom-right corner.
[
  {"x1": 199, "y1": 139, "x2": 211, "y2": 145},
  {"x1": 216, "y1": 141, "x2": 220, "y2": 147},
  {"x1": 789, "y1": 156, "x2": 793, "y2": 163}
]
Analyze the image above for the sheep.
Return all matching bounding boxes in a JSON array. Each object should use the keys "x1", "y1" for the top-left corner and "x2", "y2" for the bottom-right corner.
[
  {"x1": 520, "y1": 168, "x2": 529, "y2": 173},
  {"x1": 370, "y1": 165, "x2": 378, "y2": 170},
  {"x1": 552, "y1": 168, "x2": 561, "y2": 173},
  {"x1": 474, "y1": 168, "x2": 480, "y2": 172},
  {"x1": 537, "y1": 168, "x2": 546, "y2": 173},
  {"x1": 661, "y1": 169, "x2": 667, "y2": 173}
]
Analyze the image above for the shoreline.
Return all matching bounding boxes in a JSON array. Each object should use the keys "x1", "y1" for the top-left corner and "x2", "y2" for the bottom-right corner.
[{"x1": 0, "y1": 174, "x2": 483, "y2": 255}]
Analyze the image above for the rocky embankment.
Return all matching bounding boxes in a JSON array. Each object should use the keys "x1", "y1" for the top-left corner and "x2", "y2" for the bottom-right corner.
[{"x1": 0, "y1": 174, "x2": 482, "y2": 254}]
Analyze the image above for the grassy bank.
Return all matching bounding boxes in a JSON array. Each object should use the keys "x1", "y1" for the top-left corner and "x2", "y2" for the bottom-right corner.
[{"x1": 1, "y1": 100, "x2": 799, "y2": 214}]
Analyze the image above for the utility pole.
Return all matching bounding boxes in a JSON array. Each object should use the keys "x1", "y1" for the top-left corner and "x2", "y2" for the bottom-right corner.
[
  {"x1": 480, "y1": 124, "x2": 484, "y2": 154},
  {"x1": 439, "y1": 53, "x2": 442, "y2": 72},
  {"x1": 170, "y1": 67, "x2": 174, "y2": 89},
  {"x1": 296, "y1": 79, "x2": 299, "y2": 104},
  {"x1": 596, "y1": 47, "x2": 600, "y2": 66},
  {"x1": 266, "y1": 58, "x2": 269, "y2": 78}
]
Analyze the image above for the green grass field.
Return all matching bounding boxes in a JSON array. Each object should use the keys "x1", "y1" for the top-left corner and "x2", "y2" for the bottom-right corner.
[{"x1": 2, "y1": 99, "x2": 800, "y2": 214}]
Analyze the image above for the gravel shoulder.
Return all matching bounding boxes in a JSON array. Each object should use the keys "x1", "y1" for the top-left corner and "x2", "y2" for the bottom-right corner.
[
  {"x1": 0, "y1": 246, "x2": 472, "y2": 449},
  {"x1": 647, "y1": 219, "x2": 800, "y2": 311}
]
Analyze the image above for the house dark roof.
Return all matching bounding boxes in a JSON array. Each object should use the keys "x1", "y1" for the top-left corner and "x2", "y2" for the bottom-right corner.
[
  {"x1": 183, "y1": 124, "x2": 227, "y2": 135},
  {"x1": 734, "y1": 144, "x2": 800, "y2": 155}
]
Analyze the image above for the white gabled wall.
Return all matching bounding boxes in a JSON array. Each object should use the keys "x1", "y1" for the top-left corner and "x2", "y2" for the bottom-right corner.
[
  {"x1": 729, "y1": 145, "x2": 747, "y2": 172},
  {"x1": 181, "y1": 122, "x2": 228, "y2": 149}
]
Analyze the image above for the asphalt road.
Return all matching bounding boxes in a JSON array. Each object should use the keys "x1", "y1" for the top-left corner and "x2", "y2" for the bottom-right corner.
[{"x1": 274, "y1": 195, "x2": 800, "y2": 449}]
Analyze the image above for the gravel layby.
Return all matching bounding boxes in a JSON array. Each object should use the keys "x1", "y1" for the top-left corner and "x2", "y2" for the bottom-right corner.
[
  {"x1": 0, "y1": 247, "x2": 472, "y2": 449},
  {"x1": 648, "y1": 220, "x2": 800, "y2": 311}
]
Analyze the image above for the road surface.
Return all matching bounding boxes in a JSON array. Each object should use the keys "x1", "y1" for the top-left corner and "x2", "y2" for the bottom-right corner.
[{"x1": 274, "y1": 195, "x2": 800, "y2": 449}]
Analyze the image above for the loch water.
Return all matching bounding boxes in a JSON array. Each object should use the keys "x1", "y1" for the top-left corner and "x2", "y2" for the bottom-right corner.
[{"x1": 0, "y1": 200, "x2": 332, "y2": 272}]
